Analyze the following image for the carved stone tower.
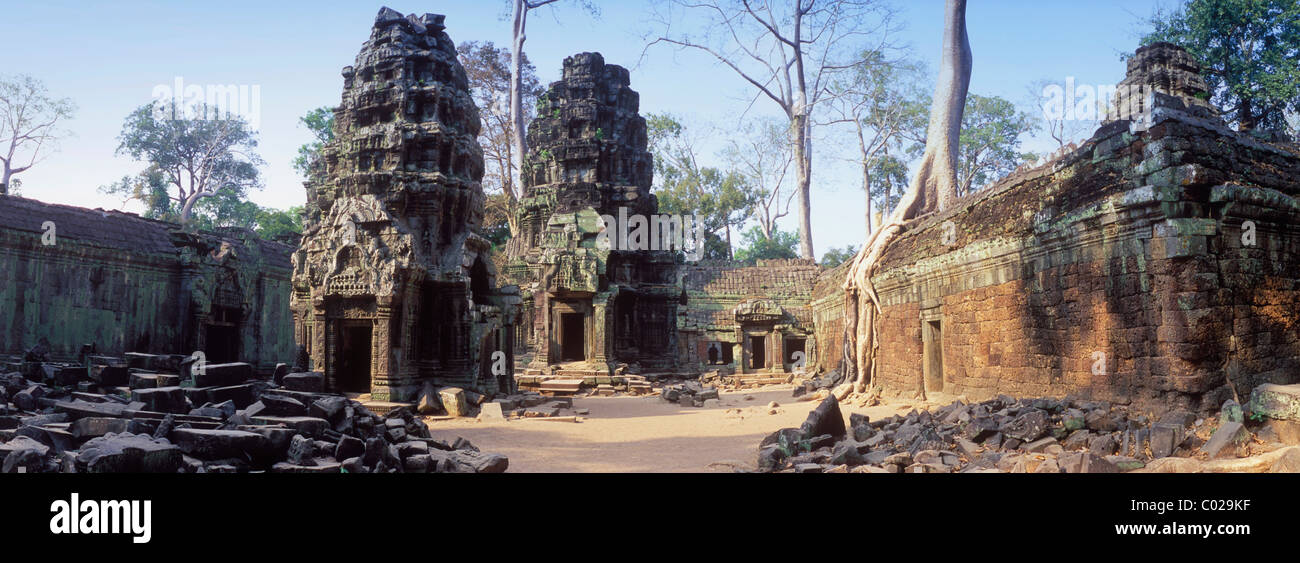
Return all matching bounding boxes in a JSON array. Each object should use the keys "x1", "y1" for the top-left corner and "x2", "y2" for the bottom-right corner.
[
  {"x1": 506, "y1": 52, "x2": 679, "y2": 375},
  {"x1": 291, "y1": 8, "x2": 518, "y2": 401}
]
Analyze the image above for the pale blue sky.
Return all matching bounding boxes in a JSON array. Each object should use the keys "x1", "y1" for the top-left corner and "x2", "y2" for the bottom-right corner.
[{"x1": 2, "y1": 0, "x2": 1170, "y2": 258}]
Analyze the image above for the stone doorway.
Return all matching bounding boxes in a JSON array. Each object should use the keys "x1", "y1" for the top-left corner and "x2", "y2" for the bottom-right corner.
[
  {"x1": 204, "y1": 305, "x2": 241, "y2": 363},
  {"x1": 750, "y1": 335, "x2": 766, "y2": 370},
  {"x1": 339, "y1": 324, "x2": 373, "y2": 393},
  {"x1": 784, "y1": 337, "x2": 806, "y2": 369},
  {"x1": 559, "y1": 312, "x2": 585, "y2": 361},
  {"x1": 923, "y1": 319, "x2": 944, "y2": 392}
]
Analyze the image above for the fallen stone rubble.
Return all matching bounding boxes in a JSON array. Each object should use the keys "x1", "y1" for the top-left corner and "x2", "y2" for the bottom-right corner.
[
  {"x1": 660, "y1": 381, "x2": 721, "y2": 408},
  {"x1": 756, "y1": 387, "x2": 1300, "y2": 474},
  {"x1": 0, "y1": 353, "x2": 508, "y2": 473}
]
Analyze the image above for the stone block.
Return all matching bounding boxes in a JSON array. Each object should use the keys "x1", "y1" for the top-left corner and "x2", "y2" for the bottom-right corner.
[
  {"x1": 1249, "y1": 383, "x2": 1300, "y2": 421},
  {"x1": 131, "y1": 386, "x2": 189, "y2": 414},
  {"x1": 281, "y1": 372, "x2": 324, "y2": 392}
]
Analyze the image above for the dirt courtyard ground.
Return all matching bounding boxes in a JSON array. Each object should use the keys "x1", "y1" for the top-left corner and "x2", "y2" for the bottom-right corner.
[{"x1": 423, "y1": 386, "x2": 915, "y2": 472}]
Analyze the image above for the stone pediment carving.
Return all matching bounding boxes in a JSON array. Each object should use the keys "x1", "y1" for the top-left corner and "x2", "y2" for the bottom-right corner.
[{"x1": 735, "y1": 298, "x2": 784, "y2": 323}]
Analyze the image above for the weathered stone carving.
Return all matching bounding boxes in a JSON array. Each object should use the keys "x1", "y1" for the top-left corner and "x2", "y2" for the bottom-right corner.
[
  {"x1": 507, "y1": 52, "x2": 678, "y2": 375},
  {"x1": 292, "y1": 8, "x2": 518, "y2": 401}
]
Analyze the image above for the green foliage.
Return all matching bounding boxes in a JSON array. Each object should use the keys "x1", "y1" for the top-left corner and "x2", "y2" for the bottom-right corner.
[
  {"x1": 734, "y1": 226, "x2": 799, "y2": 264},
  {"x1": 595, "y1": 127, "x2": 604, "y2": 141},
  {"x1": 956, "y1": 94, "x2": 1035, "y2": 195},
  {"x1": 647, "y1": 113, "x2": 761, "y2": 260},
  {"x1": 113, "y1": 101, "x2": 265, "y2": 226},
  {"x1": 1140, "y1": 0, "x2": 1300, "y2": 133},
  {"x1": 868, "y1": 155, "x2": 909, "y2": 216},
  {"x1": 293, "y1": 106, "x2": 335, "y2": 179},
  {"x1": 820, "y1": 245, "x2": 860, "y2": 268}
]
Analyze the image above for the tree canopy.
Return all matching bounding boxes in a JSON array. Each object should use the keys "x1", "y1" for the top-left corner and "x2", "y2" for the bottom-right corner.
[
  {"x1": 734, "y1": 225, "x2": 799, "y2": 264},
  {"x1": 1141, "y1": 0, "x2": 1300, "y2": 133},
  {"x1": 113, "y1": 102, "x2": 264, "y2": 225},
  {"x1": 0, "y1": 74, "x2": 76, "y2": 195}
]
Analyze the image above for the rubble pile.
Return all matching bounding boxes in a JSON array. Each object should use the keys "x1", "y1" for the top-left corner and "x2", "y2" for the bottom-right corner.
[
  {"x1": 660, "y1": 381, "x2": 721, "y2": 408},
  {"x1": 757, "y1": 389, "x2": 1300, "y2": 474},
  {"x1": 790, "y1": 370, "x2": 845, "y2": 399},
  {"x1": 0, "y1": 351, "x2": 508, "y2": 473}
]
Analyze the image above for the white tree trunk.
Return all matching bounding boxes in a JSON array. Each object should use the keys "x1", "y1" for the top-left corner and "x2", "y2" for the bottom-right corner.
[
  {"x1": 842, "y1": 0, "x2": 971, "y2": 395},
  {"x1": 510, "y1": 0, "x2": 530, "y2": 202}
]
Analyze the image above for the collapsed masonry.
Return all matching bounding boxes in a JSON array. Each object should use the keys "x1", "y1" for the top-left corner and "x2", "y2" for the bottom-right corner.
[
  {"x1": 0, "y1": 354, "x2": 507, "y2": 473},
  {"x1": 292, "y1": 8, "x2": 519, "y2": 401},
  {"x1": 816, "y1": 42, "x2": 1300, "y2": 412},
  {"x1": 505, "y1": 52, "x2": 678, "y2": 375},
  {"x1": 0, "y1": 196, "x2": 294, "y2": 371}
]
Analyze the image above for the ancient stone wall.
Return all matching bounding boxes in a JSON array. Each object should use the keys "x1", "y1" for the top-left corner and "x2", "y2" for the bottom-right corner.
[
  {"x1": 859, "y1": 43, "x2": 1300, "y2": 412},
  {"x1": 0, "y1": 196, "x2": 294, "y2": 372},
  {"x1": 678, "y1": 259, "x2": 821, "y2": 373},
  {"x1": 809, "y1": 261, "x2": 850, "y2": 375}
]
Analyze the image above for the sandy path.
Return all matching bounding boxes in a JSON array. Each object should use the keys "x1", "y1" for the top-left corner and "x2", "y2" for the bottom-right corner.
[{"x1": 423, "y1": 386, "x2": 912, "y2": 473}]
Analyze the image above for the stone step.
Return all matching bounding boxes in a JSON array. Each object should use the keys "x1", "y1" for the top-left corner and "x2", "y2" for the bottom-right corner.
[{"x1": 361, "y1": 401, "x2": 416, "y2": 416}]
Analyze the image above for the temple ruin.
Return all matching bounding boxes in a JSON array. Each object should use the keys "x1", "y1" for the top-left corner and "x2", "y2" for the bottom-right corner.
[
  {"x1": 0, "y1": 197, "x2": 294, "y2": 371},
  {"x1": 506, "y1": 52, "x2": 679, "y2": 376},
  {"x1": 291, "y1": 8, "x2": 518, "y2": 402},
  {"x1": 677, "y1": 259, "x2": 820, "y2": 375},
  {"x1": 814, "y1": 42, "x2": 1300, "y2": 411}
]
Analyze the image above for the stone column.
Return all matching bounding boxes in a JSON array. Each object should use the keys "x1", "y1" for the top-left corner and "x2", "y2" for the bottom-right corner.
[
  {"x1": 593, "y1": 292, "x2": 611, "y2": 371},
  {"x1": 372, "y1": 295, "x2": 393, "y2": 400}
]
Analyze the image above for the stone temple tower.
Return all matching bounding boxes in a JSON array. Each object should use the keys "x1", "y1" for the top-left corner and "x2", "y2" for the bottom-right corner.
[
  {"x1": 506, "y1": 52, "x2": 680, "y2": 376},
  {"x1": 291, "y1": 8, "x2": 518, "y2": 402}
]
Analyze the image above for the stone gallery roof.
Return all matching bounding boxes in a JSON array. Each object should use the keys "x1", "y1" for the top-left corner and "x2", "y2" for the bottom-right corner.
[
  {"x1": 682, "y1": 259, "x2": 822, "y2": 296},
  {"x1": 0, "y1": 195, "x2": 294, "y2": 261},
  {"x1": 0, "y1": 195, "x2": 178, "y2": 254}
]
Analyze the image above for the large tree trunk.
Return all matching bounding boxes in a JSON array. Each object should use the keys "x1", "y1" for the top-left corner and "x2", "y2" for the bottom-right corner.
[
  {"x1": 841, "y1": 0, "x2": 971, "y2": 397},
  {"x1": 858, "y1": 125, "x2": 872, "y2": 237},
  {"x1": 792, "y1": 113, "x2": 814, "y2": 259},
  {"x1": 509, "y1": 0, "x2": 530, "y2": 201}
]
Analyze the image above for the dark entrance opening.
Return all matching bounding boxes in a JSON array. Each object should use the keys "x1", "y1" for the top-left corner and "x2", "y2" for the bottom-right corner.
[
  {"x1": 560, "y1": 312, "x2": 585, "y2": 361},
  {"x1": 750, "y1": 335, "x2": 766, "y2": 370},
  {"x1": 205, "y1": 305, "x2": 240, "y2": 363},
  {"x1": 924, "y1": 320, "x2": 944, "y2": 392},
  {"x1": 785, "y1": 337, "x2": 807, "y2": 369},
  {"x1": 339, "y1": 325, "x2": 373, "y2": 393},
  {"x1": 721, "y1": 343, "x2": 734, "y2": 365}
]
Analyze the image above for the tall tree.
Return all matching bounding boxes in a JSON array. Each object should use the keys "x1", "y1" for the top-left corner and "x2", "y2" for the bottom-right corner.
[
  {"x1": 823, "y1": 53, "x2": 928, "y2": 236},
  {"x1": 868, "y1": 151, "x2": 908, "y2": 221},
  {"x1": 0, "y1": 74, "x2": 76, "y2": 195},
  {"x1": 1141, "y1": 0, "x2": 1300, "y2": 133},
  {"x1": 508, "y1": 0, "x2": 599, "y2": 193},
  {"x1": 722, "y1": 118, "x2": 796, "y2": 241},
  {"x1": 292, "y1": 106, "x2": 334, "y2": 180},
  {"x1": 955, "y1": 94, "x2": 1035, "y2": 196},
  {"x1": 648, "y1": 0, "x2": 898, "y2": 259},
  {"x1": 114, "y1": 102, "x2": 264, "y2": 226},
  {"x1": 647, "y1": 113, "x2": 759, "y2": 259},
  {"x1": 459, "y1": 40, "x2": 543, "y2": 236},
  {"x1": 842, "y1": 0, "x2": 972, "y2": 396}
]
